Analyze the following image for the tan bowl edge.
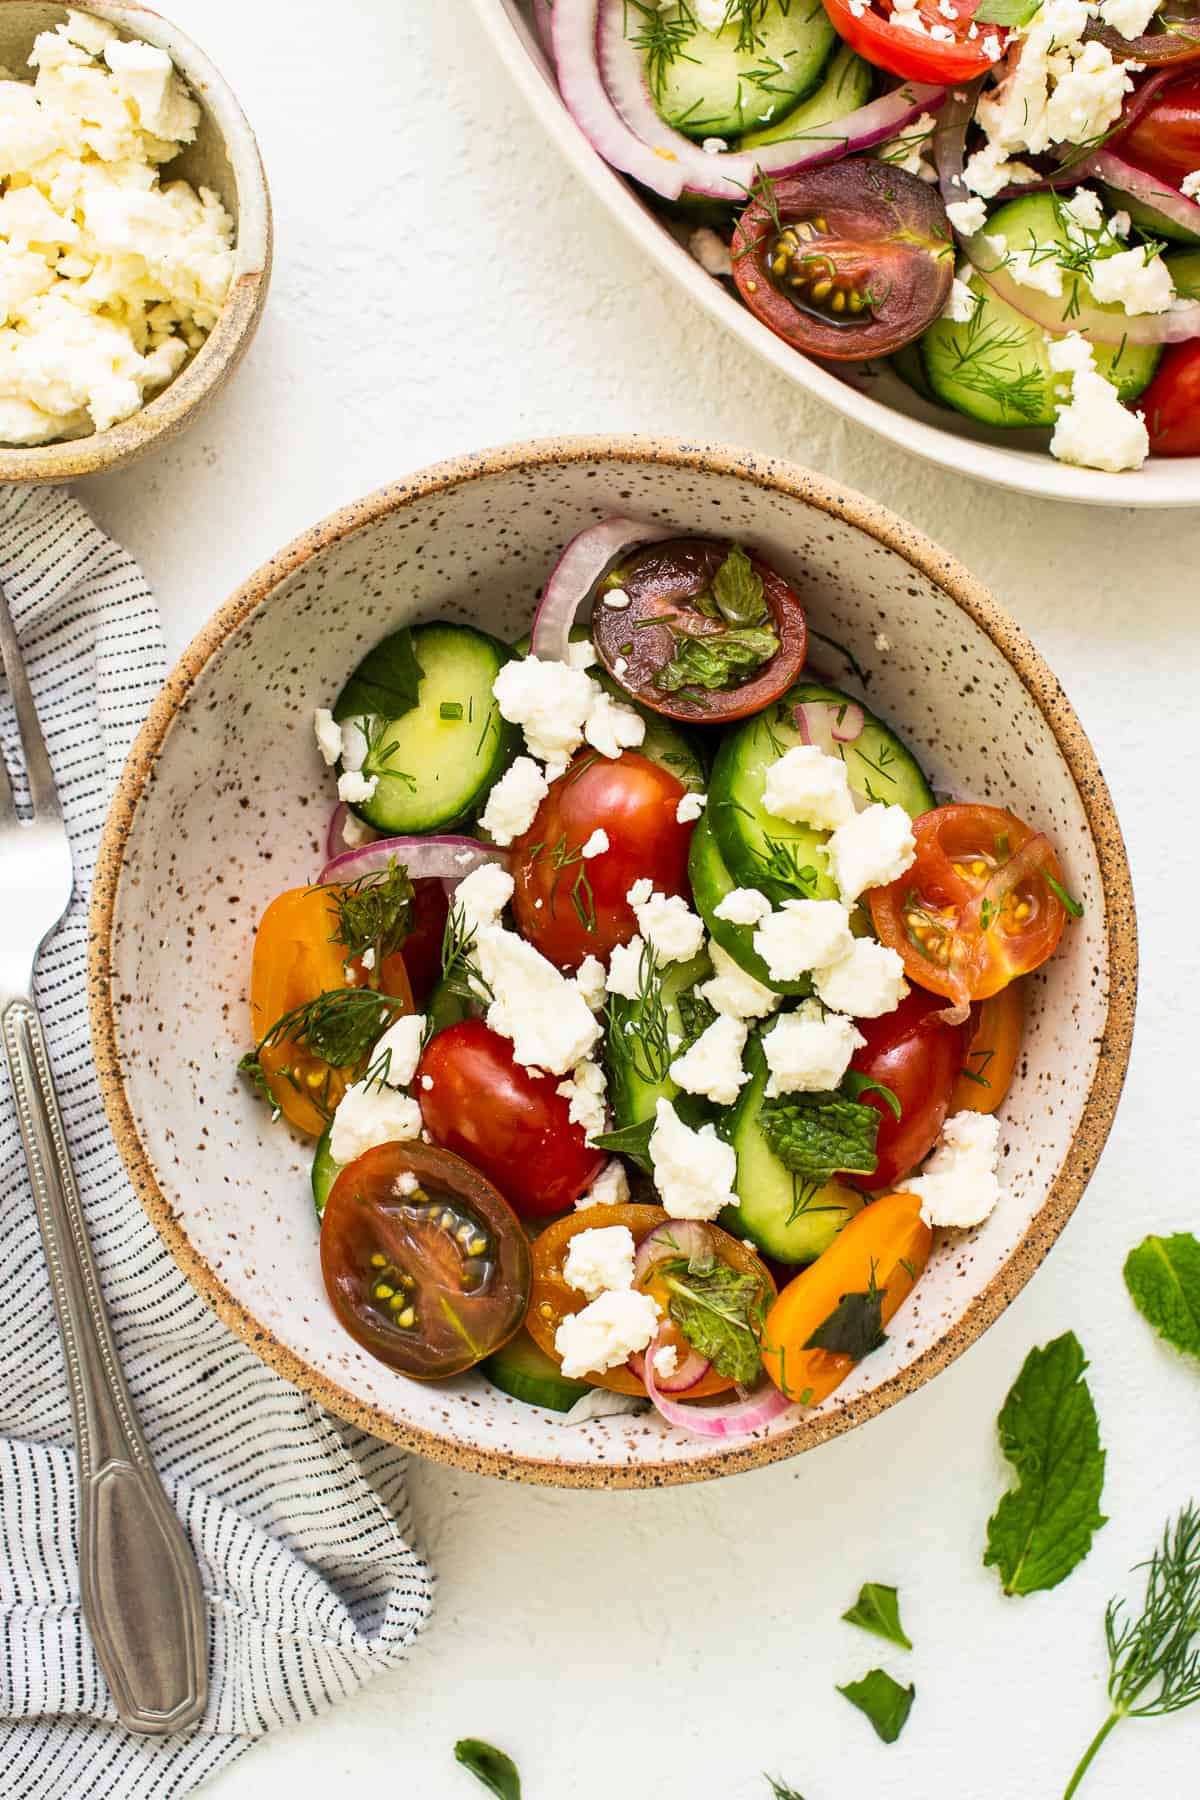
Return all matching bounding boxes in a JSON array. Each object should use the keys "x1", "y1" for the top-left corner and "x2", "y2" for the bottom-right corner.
[{"x1": 88, "y1": 435, "x2": 1139, "y2": 1489}]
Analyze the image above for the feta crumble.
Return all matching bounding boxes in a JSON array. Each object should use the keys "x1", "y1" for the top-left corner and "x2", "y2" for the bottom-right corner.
[
  {"x1": 813, "y1": 938, "x2": 908, "y2": 1019},
  {"x1": 492, "y1": 655, "x2": 595, "y2": 768},
  {"x1": 585, "y1": 687, "x2": 645, "y2": 759},
  {"x1": 330, "y1": 1082, "x2": 422, "y2": 1165},
  {"x1": 649, "y1": 1098, "x2": 739, "y2": 1221},
  {"x1": 1087, "y1": 247, "x2": 1175, "y2": 315},
  {"x1": 555, "y1": 1288, "x2": 661, "y2": 1379},
  {"x1": 753, "y1": 898, "x2": 854, "y2": 985},
  {"x1": 337, "y1": 770, "x2": 378, "y2": 806},
  {"x1": 763, "y1": 1001, "x2": 865, "y2": 1096},
  {"x1": 699, "y1": 940, "x2": 781, "y2": 1021},
  {"x1": 943, "y1": 274, "x2": 980, "y2": 322},
  {"x1": 313, "y1": 709, "x2": 342, "y2": 767},
  {"x1": 1048, "y1": 331, "x2": 1149, "y2": 473},
  {"x1": 825, "y1": 803, "x2": 916, "y2": 902},
  {"x1": 557, "y1": 1057, "x2": 608, "y2": 1140},
  {"x1": 946, "y1": 196, "x2": 988, "y2": 235},
  {"x1": 575, "y1": 953, "x2": 608, "y2": 1012},
  {"x1": 477, "y1": 926, "x2": 602, "y2": 1075},
  {"x1": 1183, "y1": 171, "x2": 1200, "y2": 201},
  {"x1": 907, "y1": 1109, "x2": 1004, "y2": 1227},
  {"x1": 714, "y1": 885, "x2": 773, "y2": 928},
  {"x1": 761, "y1": 744, "x2": 855, "y2": 830},
  {"x1": 652, "y1": 1343, "x2": 679, "y2": 1379},
  {"x1": 577, "y1": 1158, "x2": 631, "y2": 1209},
  {"x1": 562, "y1": 1224, "x2": 636, "y2": 1300},
  {"x1": 478, "y1": 755, "x2": 549, "y2": 846},
  {"x1": 1096, "y1": 0, "x2": 1160, "y2": 31},
  {"x1": 581, "y1": 827, "x2": 610, "y2": 858},
  {"x1": 628, "y1": 881, "x2": 705, "y2": 965},
  {"x1": 605, "y1": 935, "x2": 647, "y2": 1002},
  {"x1": 454, "y1": 861, "x2": 514, "y2": 935},
  {"x1": 676, "y1": 791, "x2": 706, "y2": 824},
  {"x1": 668, "y1": 1012, "x2": 749, "y2": 1106},
  {"x1": 373, "y1": 1013, "x2": 426, "y2": 1090}
]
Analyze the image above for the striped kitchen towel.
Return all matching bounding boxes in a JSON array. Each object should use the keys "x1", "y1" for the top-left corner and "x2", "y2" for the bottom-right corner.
[{"x1": 0, "y1": 485, "x2": 434, "y2": 1800}]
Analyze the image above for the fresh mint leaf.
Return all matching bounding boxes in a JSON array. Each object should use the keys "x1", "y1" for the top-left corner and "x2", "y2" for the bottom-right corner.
[
  {"x1": 1124, "y1": 1233, "x2": 1200, "y2": 1359},
  {"x1": 655, "y1": 625, "x2": 780, "y2": 695},
  {"x1": 675, "y1": 982, "x2": 718, "y2": 1054},
  {"x1": 711, "y1": 542, "x2": 767, "y2": 627},
  {"x1": 662, "y1": 1259, "x2": 765, "y2": 1385},
  {"x1": 975, "y1": 0, "x2": 1041, "y2": 22},
  {"x1": 842, "y1": 1582, "x2": 912, "y2": 1651},
  {"x1": 759, "y1": 1089, "x2": 881, "y2": 1185},
  {"x1": 333, "y1": 627, "x2": 424, "y2": 723},
  {"x1": 592, "y1": 1116, "x2": 654, "y2": 1171},
  {"x1": 983, "y1": 1331, "x2": 1107, "y2": 1597},
  {"x1": 804, "y1": 1271, "x2": 886, "y2": 1362},
  {"x1": 843, "y1": 1070, "x2": 902, "y2": 1122},
  {"x1": 837, "y1": 1669, "x2": 915, "y2": 1744},
  {"x1": 453, "y1": 1738, "x2": 521, "y2": 1799}
]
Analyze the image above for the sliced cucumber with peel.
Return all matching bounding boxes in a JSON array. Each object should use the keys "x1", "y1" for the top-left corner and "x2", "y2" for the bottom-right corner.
[
  {"x1": 1102, "y1": 184, "x2": 1200, "y2": 247},
  {"x1": 689, "y1": 808, "x2": 810, "y2": 995},
  {"x1": 649, "y1": 0, "x2": 836, "y2": 143},
  {"x1": 738, "y1": 42, "x2": 872, "y2": 150},
  {"x1": 482, "y1": 1330, "x2": 593, "y2": 1412},
  {"x1": 606, "y1": 948, "x2": 712, "y2": 1135},
  {"x1": 311, "y1": 1126, "x2": 341, "y2": 1221}
]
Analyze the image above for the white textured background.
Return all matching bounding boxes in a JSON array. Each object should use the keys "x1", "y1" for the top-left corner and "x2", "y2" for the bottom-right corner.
[{"x1": 84, "y1": 2, "x2": 1199, "y2": 1795}]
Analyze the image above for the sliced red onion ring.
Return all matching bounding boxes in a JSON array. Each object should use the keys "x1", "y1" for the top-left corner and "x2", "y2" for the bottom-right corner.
[
  {"x1": 632, "y1": 1219, "x2": 716, "y2": 1282},
  {"x1": 960, "y1": 226, "x2": 1200, "y2": 343},
  {"x1": 627, "y1": 1324, "x2": 709, "y2": 1394},
  {"x1": 934, "y1": 80, "x2": 984, "y2": 218},
  {"x1": 555, "y1": 0, "x2": 947, "y2": 204},
  {"x1": 1079, "y1": 149, "x2": 1200, "y2": 239},
  {"x1": 643, "y1": 1356, "x2": 795, "y2": 1438},
  {"x1": 530, "y1": 514, "x2": 675, "y2": 663},
  {"x1": 319, "y1": 835, "x2": 507, "y2": 887},
  {"x1": 793, "y1": 699, "x2": 865, "y2": 749}
]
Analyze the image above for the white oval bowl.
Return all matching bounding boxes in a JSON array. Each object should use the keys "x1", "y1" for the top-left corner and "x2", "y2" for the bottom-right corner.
[
  {"x1": 473, "y1": 0, "x2": 1199, "y2": 510},
  {"x1": 91, "y1": 437, "x2": 1136, "y2": 1487}
]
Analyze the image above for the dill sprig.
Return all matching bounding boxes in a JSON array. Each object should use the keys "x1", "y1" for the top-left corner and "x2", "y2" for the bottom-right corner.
[
  {"x1": 257, "y1": 987, "x2": 405, "y2": 1074},
  {"x1": 1063, "y1": 1502, "x2": 1200, "y2": 1798},
  {"x1": 441, "y1": 901, "x2": 493, "y2": 1005},
  {"x1": 606, "y1": 941, "x2": 672, "y2": 1085},
  {"x1": 238, "y1": 1050, "x2": 281, "y2": 1120},
  {"x1": 941, "y1": 297, "x2": 1047, "y2": 424},
  {"x1": 525, "y1": 833, "x2": 598, "y2": 934},
  {"x1": 325, "y1": 857, "x2": 413, "y2": 973},
  {"x1": 624, "y1": 0, "x2": 700, "y2": 101}
]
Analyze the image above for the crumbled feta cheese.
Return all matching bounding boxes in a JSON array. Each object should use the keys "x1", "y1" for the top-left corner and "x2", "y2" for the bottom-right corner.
[
  {"x1": 881, "y1": 112, "x2": 939, "y2": 183},
  {"x1": 566, "y1": 637, "x2": 598, "y2": 671},
  {"x1": 584, "y1": 687, "x2": 645, "y2": 759},
  {"x1": 699, "y1": 940, "x2": 781, "y2": 1021},
  {"x1": 341, "y1": 811, "x2": 374, "y2": 849},
  {"x1": 694, "y1": 0, "x2": 732, "y2": 27},
  {"x1": 961, "y1": 145, "x2": 1039, "y2": 200},
  {"x1": 652, "y1": 1343, "x2": 679, "y2": 1379},
  {"x1": 714, "y1": 886, "x2": 773, "y2": 928},
  {"x1": 1088, "y1": 247, "x2": 1175, "y2": 314},
  {"x1": 648, "y1": 1098, "x2": 739, "y2": 1221},
  {"x1": 557, "y1": 1057, "x2": 608, "y2": 1140},
  {"x1": 761, "y1": 744, "x2": 855, "y2": 830},
  {"x1": 1063, "y1": 188, "x2": 1105, "y2": 233},
  {"x1": 826, "y1": 804, "x2": 916, "y2": 902},
  {"x1": 359, "y1": 948, "x2": 376, "y2": 973},
  {"x1": 602, "y1": 585, "x2": 631, "y2": 610},
  {"x1": 373, "y1": 1013, "x2": 426, "y2": 1089},
  {"x1": 313, "y1": 708, "x2": 342, "y2": 766},
  {"x1": 763, "y1": 1001, "x2": 865, "y2": 1096},
  {"x1": 689, "y1": 226, "x2": 733, "y2": 277},
  {"x1": 1048, "y1": 331, "x2": 1149, "y2": 473},
  {"x1": 1110, "y1": 209, "x2": 1131, "y2": 238},
  {"x1": 337, "y1": 770, "x2": 378, "y2": 805},
  {"x1": 394, "y1": 1170, "x2": 420, "y2": 1197},
  {"x1": 702, "y1": 135, "x2": 728, "y2": 155},
  {"x1": 628, "y1": 882, "x2": 705, "y2": 965},
  {"x1": 907, "y1": 1110, "x2": 1004, "y2": 1228},
  {"x1": 814, "y1": 939, "x2": 908, "y2": 1019},
  {"x1": 676, "y1": 791, "x2": 706, "y2": 824},
  {"x1": 477, "y1": 926, "x2": 602, "y2": 1075},
  {"x1": 454, "y1": 861, "x2": 514, "y2": 935},
  {"x1": 1096, "y1": 0, "x2": 1160, "y2": 33},
  {"x1": 1182, "y1": 170, "x2": 1200, "y2": 201},
  {"x1": 875, "y1": 633, "x2": 892, "y2": 652},
  {"x1": 577, "y1": 1158, "x2": 631, "y2": 1209},
  {"x1": 1007, "y1": 247, "x2": 1065, "y2": 297},
  {"x1": 493, "y1": 655, "x2": 595, "y2": 768},
  {"x1": 330, "y1": 1081, "x2": 422, "y2": 1164},
  {"x1": 605, "y1": 935, "x2": 647, "y2": 1002},
  {"x1": 669, "y1": 1013, "x2": 749, "y2": 1106},
  {"x1": 562, "y1": 1224, "x2": 636, "y2": 1300},
  {"x1": 943, "y1": 274, "x2": 980, "y2": 321},
  {"x1": 581, "y1": 827, "x2": 609, "y2": 858},
  {"x1": 555, "y1": 1288, "x2": 661, "y2": 1378},
  {"x1": 575, "y1": 954, "x2": 608, "y2": 1011},
  {"x1": 947, "y1": 196, "x2": 988, "y2": 234},
  {"x1": 478, "y1": 755, "x2": 549, "y2": 846},
  {"x1": 753, "y1": 898, "x2": 854, "y2": 984},
  {"x1": 339, "y1": 721, "x2": 369, "y2": 773}
]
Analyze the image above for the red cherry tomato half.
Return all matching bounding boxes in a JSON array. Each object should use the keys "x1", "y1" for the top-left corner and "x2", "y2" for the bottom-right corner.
[
  {"x1": 869, "y1": 803, "x2": 1072, "y2": 1009},
  {"x1": 821, "y1": 0, "x2": 1009, "y2": 86},
  {"x1": 394, "y1": 878, "x2": 449, "y2": 1005},
  {"x1": 320, "y1": 1140, "x2": 531, "y2": 1378},
  {"x1": 848, "y1": 987, "x2": 969, "y2": 1190},
  {"x1": 510, "y1": 750, "x2": 693, "y2": 969},
  {"x1": 732, "y1": 160, "x2": 954, "y2": 361},
  {"x1": 1112, "y1": 71, "x2": 1200, "y2": 185},
  {"x1": 1142, "y1": 340, "x2": 1200, "y2": 456},
  {"x1": 416, "y1": 1019, "x2": 604, "y2": 1219},
  {"x1": 591, "y1": 538, "x2": 808, "y2": 724}
]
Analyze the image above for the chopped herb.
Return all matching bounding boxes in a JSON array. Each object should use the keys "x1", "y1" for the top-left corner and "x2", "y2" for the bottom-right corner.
[
  {"x1": 439, "y1": 700, "x2": 464, "y2": 720},
  {"x1": 842, "y1": 1582, "x2": 912, "y2": 1651},
  {"x1": 326, "y1": 857, "x2": 413, "y2": 971},
  {"x1": 606, "y1": 941, "x2": 672, "y2": 1086},
  {"x1": 804, "y1": 1264, "x2": 886, "y2": 1362},
  {"x1": 759, "y1": 1088, "x2": 881, "y2": 1186},
  {"x1": 837, "y1": 1669, "x2": 915, "y2": 1744},
  {"x1": 764, "y1": 1780, "x2": 806, "y2": 1800},
  {"x1": 592, "y1": 1114, "x2": 655, "y2": 1171},
  {"x1": 1124, "y1": 1232, "x2": 1200, "y2": 1360},
  {"x1": 332, "y1": 627, "x2": 423, "y2": 723},
  {"x1": 656, "y1": 625, "x2": 780, "y2": 694},
  {"x1": 441, "y1": 902, "x2": 492, "y2": 1006},
  {"x1": 527, "y1": 833, "x2": 598, "y2": 934},
  {"x1": 453, "y1": 1738, "x2": 521, "y2": 1800},
  {"x1": 842, "y1": 1070, "x2": 901, "y2": 1122},
  {"x1": 675, "y1": 981, "x2": 718, "y2": 1054},
  {"x1": 1046, "y1": 872, "x2": 1084, "y2": 918},
  {"x1": 661, "y1": 1257, "x2": 767, "y2": 1385},
  {"x1": 237, "y1": 1050, "x2": 281, "y2": 1120}
]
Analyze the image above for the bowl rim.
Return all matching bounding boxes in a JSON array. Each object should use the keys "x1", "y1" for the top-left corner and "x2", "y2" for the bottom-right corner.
[
  {"x1": 89, "y1": 434, "x2": 1138, "y2": 1489},
  {"x1": 0, "y1": 0, "x2": 272, "y2": 482},
  {"x1": 471, "y1": 0, "x2": 1200, "y2": 511}
]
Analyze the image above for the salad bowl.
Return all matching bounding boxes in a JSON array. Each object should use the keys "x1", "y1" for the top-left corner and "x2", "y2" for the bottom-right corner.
[
  {"x1": 90, "y1": 436, "x2": 1136, "y2": 1487},
  {"x1": 473, "y1": 0, "x2": 1199, "y2": 510}
]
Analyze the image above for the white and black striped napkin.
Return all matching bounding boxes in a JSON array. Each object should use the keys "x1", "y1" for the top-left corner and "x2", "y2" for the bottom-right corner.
[{"x1": 0, "y1": 486, "x2": 434, "y2": 1800}]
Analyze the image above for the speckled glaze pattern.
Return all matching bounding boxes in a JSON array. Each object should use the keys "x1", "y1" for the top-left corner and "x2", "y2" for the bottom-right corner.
[
  {"x1": 90, "y1": 438, "x2": 1137, "y2": 1488},
  {"x1": 0, "y1": 1, "x2": 271, "y2": 483}
]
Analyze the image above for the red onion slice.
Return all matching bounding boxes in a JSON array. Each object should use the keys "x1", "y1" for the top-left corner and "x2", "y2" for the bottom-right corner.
[
  {"x1": 632, "y1": 1219, "x2": 716, "y2": 1282},
  {"x1": 643, "y1": 1357, "x2": 795, "y2": 1438},
  {"x1": 319, "y1": 835, "x2": 507, "y2": 887},
  {"x1": 793, "y1": 699, "x2": 865, "y2": 749},
  {"x1": 531, "y1": 514, "x2": 675, "y2": 662},
  {"x1": 532, "y1": 0, "x2": 556, "y2": 64},
  {"x1": 959, "y1": 226, "x2": 1200, "y2": 343},
  {"x1": 627, "y1": 1325, "x2": 709, "y2": 1394},
  {"x1": 1079, "y1": 150, "x2": 1200, "y2": 239}
]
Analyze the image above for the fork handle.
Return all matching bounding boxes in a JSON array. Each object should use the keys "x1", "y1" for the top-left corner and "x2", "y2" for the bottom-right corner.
[{"x1": 2, "y1": 997, "x2": 209, "y2": 1735}]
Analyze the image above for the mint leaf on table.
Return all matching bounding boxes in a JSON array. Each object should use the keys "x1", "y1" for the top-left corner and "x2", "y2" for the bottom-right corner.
[
  {"x1": 837, "y1": 1669, "x2": 915, "y2": 1743},
  {"x1": 454, "y1": 1739, "x2": 521, "y2": 1799},
  {"x1": 332, "y1": 626, "x2": 424, "y2": 722},
  {"x1": 983, "y1": 1331, "x2": 1107, "y2": 1597},
  {"x1": 662, "y1": 1259, "x2": 765, "y2": 1385},
  {"x1": 1124, "y1": 1233, "x2": 1200, "y2": 1359},
  {"x1": 842, "y1": 1582, "x2": 912, "y2": 1651},
  {"x1": 759, "y1": 1089, "x2": 881, "y2": 1185}
]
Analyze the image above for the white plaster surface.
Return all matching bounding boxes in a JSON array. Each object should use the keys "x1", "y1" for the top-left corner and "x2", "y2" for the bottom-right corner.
[{"x1": 78, "y1": 1, "x2": 1200, "y2": 1794}]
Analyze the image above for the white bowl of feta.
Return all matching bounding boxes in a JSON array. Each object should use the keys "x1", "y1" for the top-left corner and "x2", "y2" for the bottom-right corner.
[
  {"x1": 0, "y1": 4, "x2": 270, "y2": 479},
  {"x1": 472, "y1": 0, "x2": 1199, "y2": 509},
  {"x1": 90, "y1": 437, "x2": 1136, "y2": 1486}
]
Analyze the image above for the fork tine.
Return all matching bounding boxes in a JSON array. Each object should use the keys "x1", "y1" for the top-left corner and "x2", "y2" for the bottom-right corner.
[{"x1": 0, "y1": 581, "x2": 61, "y2": 826}]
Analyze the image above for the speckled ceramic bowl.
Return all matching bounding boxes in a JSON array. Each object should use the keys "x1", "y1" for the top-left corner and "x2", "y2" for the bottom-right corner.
[
  {"x1": 90, "y1": 438, "x2": 1136, "y2": 1487},
  {"x1": 0, "y1": 1, "x2": 271, "y2": 482}
]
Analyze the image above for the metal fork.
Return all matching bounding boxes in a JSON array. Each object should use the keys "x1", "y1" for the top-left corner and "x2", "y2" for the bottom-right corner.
[{"x1": 0, "y1": 585, "x2": 208, "y2": 1736}]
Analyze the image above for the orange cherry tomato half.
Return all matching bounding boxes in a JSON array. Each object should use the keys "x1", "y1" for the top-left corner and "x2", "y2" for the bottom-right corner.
[
  {"x1": 320, "y1": 1141, "x2": 531, "y2": 1378},
  {"x1": 761, "y1": 1191, "x2": 932, "y2": 1406},
  {"x1": 868, "y1": 803, "x2": 1071, "y2": 1010},
  {"x1": 510, "y1": 750, "x2": 694, "y2": 970},
  {"x1": 821, "y1": 0, "x2": 1009, "y2": 84},
  {"x1": 951, "y1": 980, "x2": 1024, "y2": 1116},
  {"x1": 525, "y1": 1204, "x2": 777, "y2": 1398},
  {"x1": 249, "y1": 885, "x2": 414, "y2": 1136},
  {"x1": 416, "y1": 1019, "x2": 604, "y2": 1220}
]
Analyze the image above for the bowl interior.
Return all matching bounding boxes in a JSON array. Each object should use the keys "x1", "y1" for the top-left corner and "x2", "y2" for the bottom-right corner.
[{"x1": 102, "y1": 444, "x2": 1125, "y2": 1484}]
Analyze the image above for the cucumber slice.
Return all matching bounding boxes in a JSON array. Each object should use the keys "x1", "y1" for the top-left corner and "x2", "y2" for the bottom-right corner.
[
  {"x1": 890, "y1": 338, "x2": 942, "y2": 406},
  {"x1": 426, "y1": 971, "x2": 474, "y2": 1035},
  {"x1": 1103, "y1": 185, "x2": 1200, "y2": 247},
  {"x1": 737, "y1": 42, "x2": 872, "y2": 149},
  {"x1": 921, "y1": 195, "x2": 1161, "y2": 428},
  {"x1": 311, "y1": 1125, "x2": 342, "y2": 1221},
  {"x1": 1167, "y1": 247, "x2": 1200, "y2": 300},
  {"x1": 649, "y1": 1, "x2": 836, "y2": 142},
  {"x1": 482, "y1": 1329, "x2": 593, "y2": 1412},
  {"x1": 337, "y1": 623, "x2": 520, "y2": 835},
  {"x1": 606, "y1": 948, "x2": 712, "y2": 1134},
  {"x1": 723, "y1": 1035, "x2": 861, "y2": 1263},
  {"x1": 709, "y1": 681, "x2": 934, "y2": 904},
  {"x1": 689, "y1": 808, "x2": 809, "y2": 995}
]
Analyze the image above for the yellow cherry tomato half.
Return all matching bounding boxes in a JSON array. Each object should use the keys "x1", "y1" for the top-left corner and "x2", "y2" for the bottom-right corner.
[
  {"x1": 761, "y1": 1191, "x2": 931, "y2": 1407},
  {"x1": 951, "y1": 981, "x2": 1024, "y2": 1117}
]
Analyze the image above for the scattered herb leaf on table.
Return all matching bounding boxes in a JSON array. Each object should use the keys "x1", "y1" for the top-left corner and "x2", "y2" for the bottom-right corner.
[
  {"x1": 842, "y1": 1582, "x2": 913, "y2": 1650},
  {"x1": 837, "y1": 1668, "x2": 915, "y2": 1743},
  {"x1": 454, "y1": 1738, "x2": 522, "y2": 1800},
  {"x1": 1124, "y1": 1232, "x2": 1200, "y2": 1359}
]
